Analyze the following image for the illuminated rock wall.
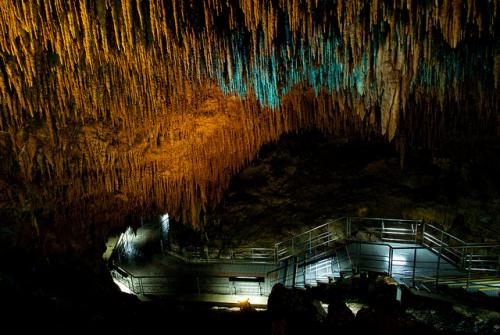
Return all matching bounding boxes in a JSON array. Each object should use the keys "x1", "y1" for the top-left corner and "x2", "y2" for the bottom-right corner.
[{"x1": 0, "y1": 1, "x2": 497, "y2": 241}]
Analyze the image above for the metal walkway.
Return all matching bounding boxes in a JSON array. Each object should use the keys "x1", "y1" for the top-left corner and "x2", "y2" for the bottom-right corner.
[
  {"x1": 112, "y1": 256, "x2": 275, "y2": 305},
  {"x1": 109, "y1": 221, "x2": 278, "y2": 305},
  {"x1": 109, "y1": 217, "x2": 500, "y2": 304},
  {"x1": 273, "y1": 217, "x2": 500, "y2": 297}
]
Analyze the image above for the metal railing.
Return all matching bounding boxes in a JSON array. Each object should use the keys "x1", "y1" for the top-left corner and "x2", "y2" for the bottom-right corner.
[
  {"x1": 421, "y1": 223, "x2": 500, "y2": 274},
  {"x1": 167, "y1": 246, "x2": 277, "y2": 264},
  {"x1": 347, "y1": 240, "x2": 500, "y2": 290},
  {"x1": 461, "y1": 245, "x2": 500, "y2": 273},
  {"x1": 275, "y1": 217, "x2": 344, "y2": 261},
  {"x1": 269, "y1": 214, "x2": 499, "y2": 291},
  {"x1": 111, "y1": 216, "x2": 499, "y2": 297},
  {"x1": 422, "y1": 223, "x2": 467, "y2": 268},
  {"x1": 111, "y1": 265, "x2": 272, "y2": 296},
  {"x1": 267, "y1": 245, "x2": 353, "y2": 289},
  {"x1": 274, "y1": 217, "x2": 422, "y2": 262},
  {"x1": 267, "y1": 257, "x2": 304, "y2": 289},
  {"x1": 346, "y1": 217, "x2": 422, "y2": 243}
]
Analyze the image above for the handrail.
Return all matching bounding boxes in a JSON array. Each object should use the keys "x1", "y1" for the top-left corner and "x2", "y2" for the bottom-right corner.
[
  {"x1": 346, "y1": 239, "x2": 500, "y2": 250},
  {"x1": 167, "y1": 246, "x2": 277, "y2": 264},
  {"x1": 347, "y1": 239, "x2": 500, "y2": 290},
  {"x1": 275, "y1": 217, "x2": 345, "y2": 261},
  {"x1": 275, "y1": 217, "x2": 346, "y2": 246},
  {"x1": 345, "y1": 217, "x2": 422, "y2": 244},
  {"x1": 112, "y1": 216, "x2": 499, "y2": 297},
  {"x1": 111, "y1": 264, "x2": 273, "y2": 296},
  {"x1": 107, "y1": 233, "x2": 125, "y2": 266},
  {"x1": 275, "y1": 217, "x2": 346, "y2": 247},
  {"x1": 351, "y1": 217, "x2": 423, "y2": 223},
  {"x1": 424, "y1": 223, "x2": 467, "y2": 245}
]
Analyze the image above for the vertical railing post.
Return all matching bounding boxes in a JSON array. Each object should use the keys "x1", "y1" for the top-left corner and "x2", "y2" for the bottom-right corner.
[
  {"x1": 356, "y1": 242, "x2": 361, "y2": 273},
  {"x1": 461, "y1": 247, "x2": 467, "y2": 271},
  {"x1": 303, "y1": 265, "x2": 306, "y2": 287},
  {"x1": 304, "y1": 265, "x2": 307, "y2": 287},
  {"x1": 283, "y1": 258, "x2": 289, "y2": 287},
  {"x1": 292, "y1": 256, "x2": 298, "y2": 288},
  {"x1": 381, "y1": 220, "x2": 385, "y2": 240},
  {"x1": 159, "y1": 220, "x2": 163, "y2": 253},
  {"x1": 336, "y1": 253, "x2": 342, "y2": 276},
  {"x1": 412, "y1": 248, "x2": 417, "y2": 287},
  {"x1": 422, "y1": 222, "x2": 426, "y2": 246},
  {"x1": 130, "y1": 276, "x2": 135, "y2": 293},
  {"x1": 309, "y1": 231, "x2": 312, "y2": 255},
  {"x1": 435, "y1": 245, "x2": 442, "y2": 286},
  {"x1": 466, "y1": 250, "x2": 472, "y2": 289},
  {"x1": 138, "y1": 277, "x2": 143, "y2": 295},
  {"x1": 388, "y1": 246, "x2": 393, "y2": 276}
]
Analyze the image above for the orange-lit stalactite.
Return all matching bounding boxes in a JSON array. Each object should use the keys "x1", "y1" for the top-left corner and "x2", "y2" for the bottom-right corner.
[{"x1": 0, "y1": 0, "x2": 497, "y2": 232}]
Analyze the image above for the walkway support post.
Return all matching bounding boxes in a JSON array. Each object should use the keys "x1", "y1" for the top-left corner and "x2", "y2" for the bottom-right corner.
[
  {"x1": 138, "y1": 277, "x2": 143, "y2": 295},
  {"x1": 436, "y1": 245, "x2": 442, "y2": 286},
  {"x1": 356, "y1": 242, "x2": 361, "y2": 273},
  {"x1": 303, "y1": 264, "x2": 307, "y2": 286},
  {"x1": 309, "y1": 231, "x2": 312, "y2": 255},
  {"x1": 130, "y1": 276, "x2": 135, "y2": 293},
  {"x1": 461, "y1": 247, "x2": 467, "y2": 271},
  {"x1": 467, "y1": 250, "x2": 472, "y2": 289},
  {"x1": 388, "y1": 246, "x2": 393, "y2": 276},
  {"x1": 412, "y1": 248, "x2": 417, "y2": 287},
  {"x1": 422, "y1": 222, "x2": 426, "y2": 246},
  {"x1": 283, "y1": 258, "x2": 289, "y2": 287},
  {"x1": 292, "y1": 256, "x2": 298, "y2": 288},
  {"x1": 381, "y1": 220, "x2": 385, "y2": 240}
]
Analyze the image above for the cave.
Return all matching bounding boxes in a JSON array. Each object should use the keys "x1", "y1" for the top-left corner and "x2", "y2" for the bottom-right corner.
[{"x1": 1, "y1": 1, "x2": 499, "y2": 334}]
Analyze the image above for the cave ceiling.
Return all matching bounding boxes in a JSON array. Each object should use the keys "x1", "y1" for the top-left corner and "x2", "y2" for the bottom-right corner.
[{"x1": 0, "y1": 0, "x2": 498, "y2": 238}]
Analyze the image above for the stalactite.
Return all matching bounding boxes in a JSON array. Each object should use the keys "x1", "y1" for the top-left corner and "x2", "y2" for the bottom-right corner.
[{"x1": 0, "y1": 0, "x2": 497, "y2": 229}]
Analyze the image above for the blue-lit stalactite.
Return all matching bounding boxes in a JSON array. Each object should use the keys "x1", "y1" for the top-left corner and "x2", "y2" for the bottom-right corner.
[
  {"x1": 183, "y1": 1, "x2": 496, "y2": 114},
  {"x1": 3, "y1": 0, "x2": 495, "y2": 131},
  {"x1": 205, "y1": 29, "x2": 368, "y2": 109},
  {"x1": 0, "y1": 0, "x2": 497, "y2": 228}
]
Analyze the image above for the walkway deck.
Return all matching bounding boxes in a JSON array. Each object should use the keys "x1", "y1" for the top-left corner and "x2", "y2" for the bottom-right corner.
[{"x1": 110, "y1": 217, "x2": 500, "y2": 304}]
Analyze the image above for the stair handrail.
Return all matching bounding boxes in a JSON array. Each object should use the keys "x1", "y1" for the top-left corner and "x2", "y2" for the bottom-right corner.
[{"x1": 275, "y1": 217, "x2": 346, "y2": 261}]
